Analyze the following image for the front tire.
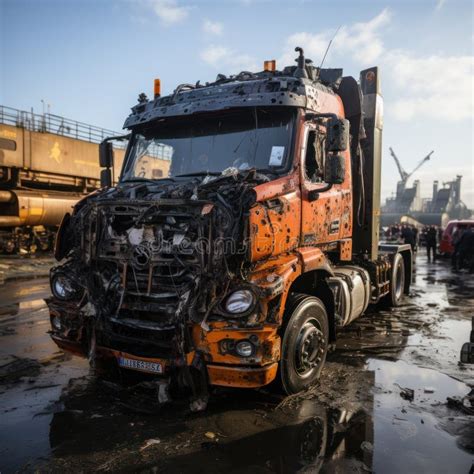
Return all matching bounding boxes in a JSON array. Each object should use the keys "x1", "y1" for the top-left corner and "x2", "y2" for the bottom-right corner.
[{"x1": 279, "y1": 294, "x2": 329, "y2": 395}]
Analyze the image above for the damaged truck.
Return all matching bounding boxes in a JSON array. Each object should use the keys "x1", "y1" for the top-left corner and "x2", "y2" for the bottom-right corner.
[{"x1": 47, "y1": 48, "x2": 412, "y2": 405}]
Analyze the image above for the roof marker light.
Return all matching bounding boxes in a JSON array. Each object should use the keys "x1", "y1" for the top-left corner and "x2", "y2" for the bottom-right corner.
[
  {"x1": 264, "y1": 60, "x2": 276, "y2": 72},
  {"x1": 154, "y1": 79, "x2": 161, "y2": 98}
]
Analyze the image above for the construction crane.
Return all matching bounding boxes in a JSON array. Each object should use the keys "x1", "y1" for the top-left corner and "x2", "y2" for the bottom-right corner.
[{"x1": 389, "y1": 147, "x2": 434, "y2": 196}]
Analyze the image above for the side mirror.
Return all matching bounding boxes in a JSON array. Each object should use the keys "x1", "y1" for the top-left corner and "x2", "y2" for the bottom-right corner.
[
  {"x1": 99, "y1": 141, "x2": 114, "y2": 168},
  {"x1": 100, "y1": 168, "x2": 112, "y2": 188},
  {"x1": 327, "y1": 117, "x2": 350, "y2": 152},
  {"x1": 325, "y1": 154, "x2": 345, "y2": 184}
]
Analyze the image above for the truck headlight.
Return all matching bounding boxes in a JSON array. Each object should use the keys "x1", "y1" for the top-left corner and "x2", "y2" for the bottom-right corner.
[
  {"x1": 224, "y1": 289, "x2": 255, "y2": 315},
  {"x1": 51, "y1": 272, "x2": 79, "y2": 300}
]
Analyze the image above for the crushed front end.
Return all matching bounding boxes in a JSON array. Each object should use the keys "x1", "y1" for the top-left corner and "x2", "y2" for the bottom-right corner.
[
  {"x1": 46, "y1": 58, "x2": 331, "y2": 403},
  {"x1": 47, "y1": 172, "x2": 281, "y2": 406}
]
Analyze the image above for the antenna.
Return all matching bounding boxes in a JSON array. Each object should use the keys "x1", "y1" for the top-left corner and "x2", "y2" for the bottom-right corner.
[{"x1": 319, "y1": 26, "x2": 341, "y2": 69}]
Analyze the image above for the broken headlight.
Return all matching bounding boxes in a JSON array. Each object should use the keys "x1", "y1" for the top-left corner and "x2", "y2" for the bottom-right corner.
[
  {"x1": 51, "y1": 314, "x2": 62, "y2": 331},
  {"x1": 224, "y1": 289, "x2": 256, "y2": 315},
  {"x1": 51, "y1": 271, "x2": 81, "y2": 301}
]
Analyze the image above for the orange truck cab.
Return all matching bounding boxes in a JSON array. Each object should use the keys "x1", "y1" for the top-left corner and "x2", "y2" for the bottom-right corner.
[{"x1": 47, "y1": 48, "x2": 412, "y2": 407}]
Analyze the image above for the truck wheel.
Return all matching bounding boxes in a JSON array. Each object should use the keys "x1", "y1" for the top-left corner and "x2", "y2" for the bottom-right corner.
[
  {"x1": 388, "y1": 253, "x2": 405, "y2": 307},
  {"x1": 280, "y1": 294, "x2": 329, "y2": 395},
  {"x1": 3, "y1": 240, "x2": 17, "y2": 254}
]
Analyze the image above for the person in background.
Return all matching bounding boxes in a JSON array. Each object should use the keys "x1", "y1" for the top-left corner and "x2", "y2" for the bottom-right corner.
[
  {"x1": 453, "y1": 227, "x2": 474, "y2": 272},
  {"x1": 401, "y1": 225, "x2": 416, "y2": 253},
  {"x1": 451, "y1": 226, "x2": 464, "y2": 270},
  {"x1": 413, "y1": 226, "x2": 419, "y2": 252},
  {"x1": 426, "y1": 226, "x2": 437, "y2": 262},
  {"x1": 420, "y1": 226, "x2": 428, "y2": 248}
]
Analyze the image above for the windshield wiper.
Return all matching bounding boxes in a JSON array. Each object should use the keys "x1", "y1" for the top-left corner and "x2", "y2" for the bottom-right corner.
[{"x1": 174, "y1": 171, "x2": 221, "y2": 178}]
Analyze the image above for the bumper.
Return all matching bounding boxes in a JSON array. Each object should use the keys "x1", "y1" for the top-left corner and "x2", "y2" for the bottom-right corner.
[
  {"x1": 207, "y1": 363, "x2": 278, "y2": 387},
  {"x1": 50, "y1": 334, "x2": 279, "y2": 388}
]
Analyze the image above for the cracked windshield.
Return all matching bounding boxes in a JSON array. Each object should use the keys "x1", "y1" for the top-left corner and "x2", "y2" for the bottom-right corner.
[{"x1": 121, "y1": 108, "x2": 295, "y2": 180}]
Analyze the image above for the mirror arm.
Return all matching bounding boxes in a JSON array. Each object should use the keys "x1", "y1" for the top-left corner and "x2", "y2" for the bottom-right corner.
[{"x1": 102, "y1": 133, "x2": 131, "y2": 143}]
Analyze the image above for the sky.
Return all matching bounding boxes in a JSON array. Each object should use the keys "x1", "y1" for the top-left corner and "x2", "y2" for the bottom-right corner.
[{"x1": 1, "y1": 0, "x2": 473, "y2": 207}]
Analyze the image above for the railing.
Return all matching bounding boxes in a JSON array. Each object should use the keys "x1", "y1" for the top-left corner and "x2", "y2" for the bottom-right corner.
[
  {"x1": 0, "y1": 105, "x2": 122, "y2": 145},
  {"x1": 0, "y1": 105, "x2": 174, "y2": 161}
]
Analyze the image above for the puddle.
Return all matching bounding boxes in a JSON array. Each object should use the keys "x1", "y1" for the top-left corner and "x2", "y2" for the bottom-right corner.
[
  {"x1": 25, "y1": 359, "x2": 471, "y2": 474},
  {"x1": 368, "y1": 359, "x2": 473, "y2": 473}
]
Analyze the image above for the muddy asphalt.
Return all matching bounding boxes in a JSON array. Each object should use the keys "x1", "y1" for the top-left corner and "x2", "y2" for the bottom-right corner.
[{"x1": 0, "y1": 253, "x2": 473, "y2": 473}]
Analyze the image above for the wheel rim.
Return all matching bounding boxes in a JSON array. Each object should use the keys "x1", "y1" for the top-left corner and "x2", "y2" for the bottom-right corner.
[
  {"x1": 294, "y1": 318, "x2": 325, "y2": 378},
  {"x1": 395, "y1": 259, "x2": 404, "y2": 300}
]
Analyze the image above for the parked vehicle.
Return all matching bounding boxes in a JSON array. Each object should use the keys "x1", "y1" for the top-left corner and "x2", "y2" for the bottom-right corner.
[
  {"x1": 47, "y1": 48, "x2": 412, "y2": 405},
  {"x1": 440, "y1": 220, "x2": 474, "y2": 255}
]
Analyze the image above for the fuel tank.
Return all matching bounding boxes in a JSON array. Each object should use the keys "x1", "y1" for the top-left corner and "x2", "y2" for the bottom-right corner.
[
  {"x1": 0, "y1": 190, "x2": 80, "y2": 227},
  {"x1": 328, "y1": 265, "x2": 371, "y2": 326}
]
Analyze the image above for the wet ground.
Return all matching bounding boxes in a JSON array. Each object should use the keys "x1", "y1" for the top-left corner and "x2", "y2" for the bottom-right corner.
[{"x1": 0, "y1": 254, "x2": 473, "y2": 473}]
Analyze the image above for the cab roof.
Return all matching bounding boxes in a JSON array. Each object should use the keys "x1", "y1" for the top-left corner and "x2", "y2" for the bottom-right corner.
[{"x1": 124, "y1": 51, "x2": 344, "y2": 130}]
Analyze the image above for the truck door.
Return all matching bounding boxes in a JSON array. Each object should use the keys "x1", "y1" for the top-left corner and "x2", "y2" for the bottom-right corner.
[{"x1": 300, "y1": 123, "x2": 349, "y2": 247}]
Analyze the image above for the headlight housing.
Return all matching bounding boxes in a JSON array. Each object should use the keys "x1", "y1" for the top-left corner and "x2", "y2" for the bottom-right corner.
[
  {"x1": 224, "y1": 289, "x2": 256, "y2": 315},
  {"x1": 51, "y1": 271, "x2": 81, "y2": 301}
]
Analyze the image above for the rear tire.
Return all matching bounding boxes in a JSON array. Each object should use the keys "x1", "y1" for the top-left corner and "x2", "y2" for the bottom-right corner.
[
  {"x1": 387, "y1": 253, "x2": 405, "y2": 307},
  {"x1": 279, "y1": 294, "x2": 329, "y2": 395}
]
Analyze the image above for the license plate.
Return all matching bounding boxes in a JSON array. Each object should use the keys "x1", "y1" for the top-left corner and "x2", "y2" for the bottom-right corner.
[{"x1": 117, "y1": 356, "x2": 163, "y2": 374}]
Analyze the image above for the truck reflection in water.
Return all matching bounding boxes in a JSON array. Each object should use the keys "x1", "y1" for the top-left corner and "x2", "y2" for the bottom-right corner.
[
  {"x1": 180, "y1": 401, "x2": 374, "y2": 473},
  {"x1": 48, "y1": 373, "x2": 374, "y2": 473}
]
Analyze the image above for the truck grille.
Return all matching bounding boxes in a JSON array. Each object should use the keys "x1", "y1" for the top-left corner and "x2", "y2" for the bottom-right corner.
[{"x1": 91, "y1": 200, "x2": 210, "y2": 331}]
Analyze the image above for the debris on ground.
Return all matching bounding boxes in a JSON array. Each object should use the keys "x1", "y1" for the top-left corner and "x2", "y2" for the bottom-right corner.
[
  {"x1": 140, "y1": 439, "x2": 161, "y2": 451},
  {"x1": 360, "y1": 441, "x2": 373, "y2": 453},
  {"x1": 446, "y1": 393, "x2": 474, "y2": 416},
  {"x1": 0, "y1": 356, "x2": 41, "y2": 383},
  {"x1": 190, "y1": 397, "x2": 208, "y2": 412},
  {"x1": 394, "y1": 383, "x2": 415, "y2": 401}
]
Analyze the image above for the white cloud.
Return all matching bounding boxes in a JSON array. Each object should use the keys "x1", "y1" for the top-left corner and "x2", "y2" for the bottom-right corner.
[
  {"x1": 279, "y1": 8, "x2": 473, "y2": 122},
  {"x1": 150, "y1": 0, "x2": 189, "y2": 25},
  {"x1": 279, "y1": 8, "x2": 391, "y2": 67},
  {"x1": 435, "y1": 0, "x2": 446, "y2": 11},
  {"x1": 203, "y1": 19, "x2": 223, "y2": 36},
  {"x1": 387, "y1": 52, "x2": 474, "y2": 121},
  {"x1": 200, "y1": 45, "x2": 258, "y2": 72},
  {"x1": 200, "y1": 45, "x2": 228, "y2": 66}
]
